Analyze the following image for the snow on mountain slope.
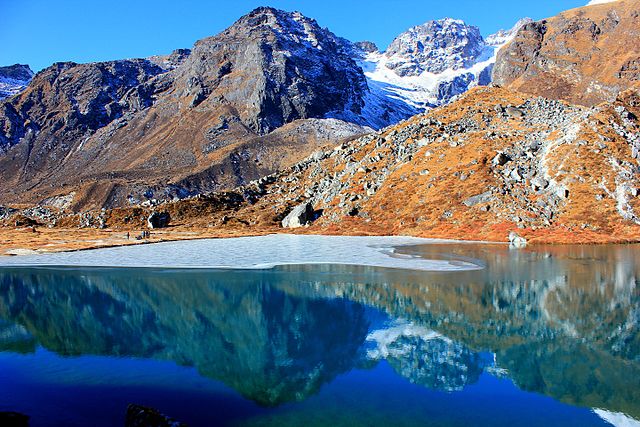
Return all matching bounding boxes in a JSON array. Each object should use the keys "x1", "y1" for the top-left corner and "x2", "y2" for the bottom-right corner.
[
  {"x1": 353, "y1": 18, "x2": 532, "y2": 116},
  {"x1": 0, "y1": 64, "x2": 33, "y2": 100}
]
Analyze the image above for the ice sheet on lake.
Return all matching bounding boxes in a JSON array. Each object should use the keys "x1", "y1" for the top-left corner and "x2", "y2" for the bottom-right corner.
[{"x1": 0, "y1": 234, "x2": 484, "y2": 271}]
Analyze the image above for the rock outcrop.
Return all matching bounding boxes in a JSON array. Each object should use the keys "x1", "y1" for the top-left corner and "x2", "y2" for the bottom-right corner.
[
  {"x1": 147, "y1": 211, "x2": 170, "y2": 229},
  {"x1": 125, "y1": 404, "x2": 186, "y2": 427},
  {"x1": 493, "y1": 0, "x2": 640, "y2": 106}
]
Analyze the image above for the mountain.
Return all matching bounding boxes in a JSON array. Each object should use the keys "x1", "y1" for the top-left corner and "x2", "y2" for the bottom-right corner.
[
  {"x1": 0, "y1": 64, "x2": 33, "y2": 100},
  {"x1": 0, "y1": 7, "x2": 375, "y2": 210},
  {"x1": 155, "y1": 85, "x2": 636, "y2": 243},
  {"x1": 0, "y1": 7, "x2": 534, "y2": 211},
  {"x1": 493, "y1": 0, "x2": 640, "y2": 106},
  {"x1": 353, "y1": 18, "x2": 531, "y2": 112}
]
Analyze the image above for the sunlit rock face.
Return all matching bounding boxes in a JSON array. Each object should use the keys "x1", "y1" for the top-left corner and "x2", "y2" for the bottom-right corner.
[
  {"x1": 493, "y1": 0, "x2": 640, "y2": 107},
  {"x1": 0, "y1": 7, "x2": 375, "y2": 210}
]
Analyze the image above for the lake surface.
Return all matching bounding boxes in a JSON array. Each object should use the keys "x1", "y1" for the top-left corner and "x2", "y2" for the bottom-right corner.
[{"x1": 0, "y1": 241, "x2": 638, "y2": 426}]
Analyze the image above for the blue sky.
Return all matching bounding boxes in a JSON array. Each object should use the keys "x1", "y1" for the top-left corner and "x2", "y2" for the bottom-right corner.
[{"x1": 1, "y1": 0, "x2": 589, "y2": 72}]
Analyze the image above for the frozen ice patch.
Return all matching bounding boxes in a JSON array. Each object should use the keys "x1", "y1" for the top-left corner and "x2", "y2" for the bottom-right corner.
[{"x1": 0, "y1": 234, "x2": 485, "y2": 271}]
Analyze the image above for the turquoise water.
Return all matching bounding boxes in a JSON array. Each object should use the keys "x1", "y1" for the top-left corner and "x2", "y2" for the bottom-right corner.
[{"x1": 0, "y1": 243, "x2": 638, "y2": 426}]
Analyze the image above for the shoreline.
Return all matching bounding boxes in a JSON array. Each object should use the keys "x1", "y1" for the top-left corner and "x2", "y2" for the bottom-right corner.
[{"x1": 1, "y1": 225, "x2": 639, "y2": 258}]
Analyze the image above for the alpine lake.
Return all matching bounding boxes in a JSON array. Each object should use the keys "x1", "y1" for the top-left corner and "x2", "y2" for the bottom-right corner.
[{"x1": 0, "y1": 239, "x2": 638, "y2": 426}]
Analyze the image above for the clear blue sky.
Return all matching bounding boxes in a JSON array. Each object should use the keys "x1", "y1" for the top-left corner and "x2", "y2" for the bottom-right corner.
[{"x1": 1, "y1": 0, "x2": 589, "y2": 72}]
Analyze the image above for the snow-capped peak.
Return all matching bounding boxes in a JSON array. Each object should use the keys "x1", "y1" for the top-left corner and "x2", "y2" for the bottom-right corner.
[
  {"x1": 384, "y1": 18, "x2": 486, "y2": 76},
  {"x1": 485, "y1": 18, "x2": 533, "y2": 47},
  {"x1": 353, "y1": 16, "x2": 531, "y2": 120}
]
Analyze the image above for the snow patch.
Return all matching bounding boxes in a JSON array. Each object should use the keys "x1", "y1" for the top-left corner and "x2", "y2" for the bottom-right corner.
[{"x1": 587, "y1": 0, "x2": 618, "y2": 5}]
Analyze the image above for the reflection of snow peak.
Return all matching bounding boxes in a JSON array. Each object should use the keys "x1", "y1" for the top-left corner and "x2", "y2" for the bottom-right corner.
[
  {"x1": 365, "y1": 321, "x2": 485, "y2": 392},
  {"x1": 366, "y1": 322, "x2": 444, "y2": 359},
  {"x1": 594, "y1": 409, "x2": 640, "y2": 427}
]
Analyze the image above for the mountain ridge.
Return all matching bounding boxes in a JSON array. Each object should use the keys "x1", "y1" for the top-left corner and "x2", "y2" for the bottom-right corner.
[{"x1": 0, "y1": 2, "x2": 639, "y2": 245}]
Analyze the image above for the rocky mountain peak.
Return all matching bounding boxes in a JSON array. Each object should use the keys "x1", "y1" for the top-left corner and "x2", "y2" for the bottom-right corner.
[
  {"x1": 174, "y1": 7, "x2": 369, "y2": 134},
  {"x1": 0, "y1": 57, "x2": 170, "y2": 161},
  {"x1": 355, "y1": 17, "x2": 530, "y2": 114},
  {"x1": 354, "y1": 41, "x2": 379, "y2": 54},
  {"x1": 384, "y1": 18, "x2": 487, "y2": 76},
  {"x1": 0, "y1": 64, "x2": 34, "y2": 100},
  {"x1": 147, "y1": 48, "x2": 192, "y2": 71}
]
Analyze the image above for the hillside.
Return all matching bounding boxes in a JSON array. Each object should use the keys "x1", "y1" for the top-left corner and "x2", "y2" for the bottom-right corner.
[
  {"x1": 0, "y1": 8, "x2": 538, "y2": 212},
  {"x1": 226, "y1": 86, "x2": 640, "y2": 243},
  {"x1": 0, "y1": 2, "x2": 639, "y2": 245},
  {"x1": 0, "y1": 8, "x2": 374, "y2": 211},
  {"x1": 7, "y1": 85, "x2": 636, "y2": 245},
  {"x1": 493, "y1": 0, "x2": 640, "y2": 106}
]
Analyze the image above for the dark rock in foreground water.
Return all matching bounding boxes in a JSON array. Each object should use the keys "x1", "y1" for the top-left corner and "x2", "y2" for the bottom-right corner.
[
  {"x1": 125, "y1": 404, "x2": 187, "y2": 427},
  {"x1": 0, "y1": 412, "x2": 29, "y2": 427}
]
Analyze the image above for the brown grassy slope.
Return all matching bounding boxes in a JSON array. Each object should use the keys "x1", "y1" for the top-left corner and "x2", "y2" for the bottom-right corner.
[
  {"x1": 2, "y1": 86, "x2": 638, "y2": 247},
  {"x1": 493, "y1": 0, "x2": 640, "y2": 106},
  {"x1": 237, "y1": 86, "x2": 640, "y2": 243}
]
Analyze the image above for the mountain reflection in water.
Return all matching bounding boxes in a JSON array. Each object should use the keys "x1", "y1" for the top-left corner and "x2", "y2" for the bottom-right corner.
[{"x1": 0, "y1": 243, "x2": 638, "y2": 426}]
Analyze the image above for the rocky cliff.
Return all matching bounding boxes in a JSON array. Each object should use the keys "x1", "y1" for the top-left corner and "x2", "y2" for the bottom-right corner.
[{"x1": 493, "y1": 0, "x2": 640, "y2": 106}]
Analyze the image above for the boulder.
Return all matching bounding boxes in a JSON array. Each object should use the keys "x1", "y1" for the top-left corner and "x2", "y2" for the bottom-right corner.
[
  {"x1": 508, "y1": 231, "x2": 527, "y2": 248},
  {"x1": 147, "y1": 211, "x2": 171, "y2": 229},
  {"x1": 531, "y1": 177, "x2": 549, "y2": 192},
  {"x1": 281, "y1": 202, "x2": 315, "y2": 228},
  {"x1": 492, "y1": 152, "x2": 511, "y2": 167},
  {"x1": 463, "y1": 191, "x2": 493, "y2": 207},
  {"x1": 505, "y1": 106, "x2": 525, "y2": 118}
]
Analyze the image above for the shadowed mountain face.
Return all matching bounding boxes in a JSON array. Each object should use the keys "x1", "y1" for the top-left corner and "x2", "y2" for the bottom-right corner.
[{"x1": 0, "y1": 244, "x2": 638, "y2": 416}]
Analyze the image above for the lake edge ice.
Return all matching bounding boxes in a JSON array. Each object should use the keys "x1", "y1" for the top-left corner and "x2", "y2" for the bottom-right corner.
[{"x1": 0, "y1": 234, "x2": 489, "y2": 272}]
